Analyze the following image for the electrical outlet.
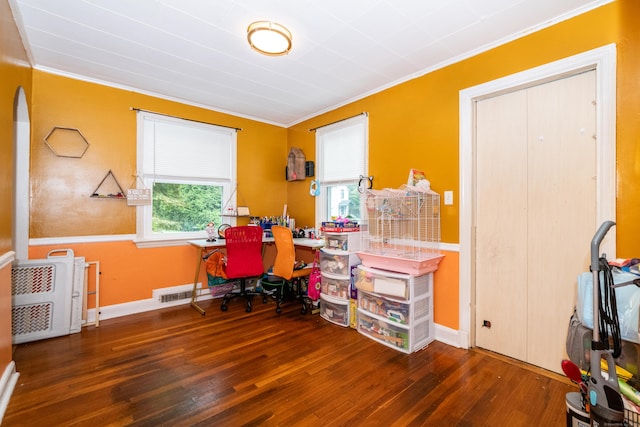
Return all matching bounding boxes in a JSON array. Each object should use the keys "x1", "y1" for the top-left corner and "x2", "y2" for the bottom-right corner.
[{"x1": 444, "y1": 190, "x2": 453, "y2": 205}]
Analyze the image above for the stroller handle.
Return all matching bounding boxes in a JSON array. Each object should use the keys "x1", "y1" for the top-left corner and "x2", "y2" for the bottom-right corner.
[{"x1": 591, "y1": 221, "x2": 615, "y2": 272}]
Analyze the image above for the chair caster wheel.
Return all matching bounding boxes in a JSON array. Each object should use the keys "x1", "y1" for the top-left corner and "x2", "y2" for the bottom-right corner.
[
  {"x1": 221, "y1": 303, "x2": 228, "y2": 311},
  {"x1": 301, "y1": 304, "x2": 307, "y2": 315},
  {"x1": 245, "y1": 304, "x2": 252, "y2": 313},
  {"x1": 276, "y1": 306, "x2": 282, "y2": 314}
]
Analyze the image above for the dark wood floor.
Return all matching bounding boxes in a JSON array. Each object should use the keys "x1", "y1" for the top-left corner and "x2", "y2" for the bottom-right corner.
[{"x1": 4, "y1": 296, "x2": 574, "y2": 426}]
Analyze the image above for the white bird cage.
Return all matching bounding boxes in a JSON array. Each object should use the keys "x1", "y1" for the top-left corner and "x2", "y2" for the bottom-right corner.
[{"x1": 357, "y1": 185, "x2": 442, "y2": 275}]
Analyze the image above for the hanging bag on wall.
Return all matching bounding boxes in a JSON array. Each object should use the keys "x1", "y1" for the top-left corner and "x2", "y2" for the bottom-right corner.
[{"x1": 307, "y1": 250, "x2": 322, "y2": 301}]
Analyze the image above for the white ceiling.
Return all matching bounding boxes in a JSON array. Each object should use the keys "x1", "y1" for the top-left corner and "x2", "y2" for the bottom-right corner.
[{"x1": 9, "y1": 0, "x2": 610, "y2": 127}]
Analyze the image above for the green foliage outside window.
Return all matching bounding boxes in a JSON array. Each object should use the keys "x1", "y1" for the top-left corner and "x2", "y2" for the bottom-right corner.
[{"x1": 152, "y1": 182, "x2": 223, "y2": 233}]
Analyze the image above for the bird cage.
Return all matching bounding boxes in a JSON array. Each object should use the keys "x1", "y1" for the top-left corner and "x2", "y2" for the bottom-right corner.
[{"x1": 357, "y1": 185, "x2": 443, "y2": 275}]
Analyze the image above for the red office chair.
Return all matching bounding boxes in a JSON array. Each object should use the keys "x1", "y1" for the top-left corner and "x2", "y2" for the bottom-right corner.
[
  {"x1": 262, "y1": 225, "x2": 313, "y2": 313},
  {"x1": 220, "y1": 225, "x2": 265, "y2": 313}
]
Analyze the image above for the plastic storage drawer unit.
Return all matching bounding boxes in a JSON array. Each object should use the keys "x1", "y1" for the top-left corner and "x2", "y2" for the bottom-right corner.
[{"x1": 355, "y1": 267, "x2": 435, "y2": 353}]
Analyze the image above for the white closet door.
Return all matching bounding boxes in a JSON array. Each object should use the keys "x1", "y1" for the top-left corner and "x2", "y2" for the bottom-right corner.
[
  {"x1": 526, "y1": 71, "x2": 596, "y2": 371},
  {"x1": 475, "y1": 70, "x2": 596, "y2": 374},
  {"x1": 475, "y1": 89, "x2": 529, "y2": 362}
]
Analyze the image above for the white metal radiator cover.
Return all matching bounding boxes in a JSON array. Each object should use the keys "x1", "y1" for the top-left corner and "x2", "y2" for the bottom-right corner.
[{"x1": 11, "y1": 249, "x2": 85, "y2": 344}]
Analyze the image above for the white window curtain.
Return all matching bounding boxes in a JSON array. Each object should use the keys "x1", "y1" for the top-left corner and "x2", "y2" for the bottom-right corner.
[
  {"x1": 136, "y1": 111, "x2": 237, "y2": 245},
  {"x1": 140, "y1": 113, "x2": 234, "y2": 181},
  {"x1": 315, "y1": 114, "x2": 368, "y2": 226}
]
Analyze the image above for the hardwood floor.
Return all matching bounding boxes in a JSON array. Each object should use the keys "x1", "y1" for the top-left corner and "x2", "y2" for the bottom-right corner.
[{"x1": 4, "y1": 297, "x2": 574, "y2": 426}]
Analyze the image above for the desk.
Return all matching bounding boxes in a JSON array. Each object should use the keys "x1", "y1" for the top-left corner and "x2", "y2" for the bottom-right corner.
[{"x1": 188, "y1": 237, "x2": 324, "y2": 315}]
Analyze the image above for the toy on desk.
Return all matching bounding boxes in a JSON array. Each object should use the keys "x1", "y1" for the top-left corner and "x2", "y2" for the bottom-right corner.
[{"x1": 206, "y1": 222, "x2": 216, "y2": 242}]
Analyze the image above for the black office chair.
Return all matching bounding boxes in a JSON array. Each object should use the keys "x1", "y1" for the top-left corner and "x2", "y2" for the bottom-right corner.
[{"x1": 220, "y1": 225, "x2": 265, "y2": 313}]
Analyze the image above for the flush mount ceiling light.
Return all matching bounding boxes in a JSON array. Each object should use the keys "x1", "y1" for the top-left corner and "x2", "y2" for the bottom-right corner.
[{"x1": 247, "y1": 21, "x2": 292, "y2": 56}]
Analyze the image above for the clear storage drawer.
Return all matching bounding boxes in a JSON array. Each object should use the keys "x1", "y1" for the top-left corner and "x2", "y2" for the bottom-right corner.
[
  {"x1": 357, "y1": 311, "x2": 409, "y2": 351},
  {"x1": 323, "y1": 232, "x2": 360, "y2": 251},
  {"x1": 320, "y1": 272, "x2": 350, "y2": 300},
  {"x1": 358, "y1": 291, "x2": 412, "y2": 325},
  {"x1": 320, "y1": 294, "x2": 349, "y2": 327},
  {"x1": 319, "y1": 249, "x2": 360, "y2": 277},
  {"x1": 357, "y1": 309, "x2": 434, "y2": 354},
  {"x1": 354, "y1": 265, "x2": 431, "y2": 300}
]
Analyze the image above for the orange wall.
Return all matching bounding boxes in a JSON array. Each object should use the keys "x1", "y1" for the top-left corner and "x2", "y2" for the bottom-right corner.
[
  {"x1": 0, "y1": 0, "x2": 31, "y2": 252},
  {"x1": 615, "y1": 0, "x2": 640, "y2": 255},
  {"x1": 30, "y1": 72, "x2": 288, "y2": 237},
  {"x1": 288, "y1": 1, "x2": 634, "y2": 329},
  {"x1": 26, "y1": 71, "x2": 290, "y2": 307},
  {"x1": 28, "y1": 240, "x2": 306, "y2": 308},
  {"x1": 432, "y1": 250, "x2": 459, "y2": 328},
  {"x1": 29, "y1": 242, "x2": 197, "y2": 305},
  {"x1": 1, "y1": 0, "x2": 32, "y2": 380},
  {"x1": 288, "y1": 3, "x2": 620, "y2": 245},
  {"x1": 9, "y1": 1, "x2": 640, "y2": 335},
  {"x1": 0, "y1": 261, "x2": 11, "y2": 369}
]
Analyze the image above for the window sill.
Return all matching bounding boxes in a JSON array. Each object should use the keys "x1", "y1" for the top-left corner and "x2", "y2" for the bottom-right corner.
[{"x1": 134, "y1": 236, "x2": 204, "y2": 249}]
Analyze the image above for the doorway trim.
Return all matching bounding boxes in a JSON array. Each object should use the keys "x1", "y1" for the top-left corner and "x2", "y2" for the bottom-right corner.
[
  {"x1": 13, "y1": 86, "x2": 30, "y2": 260},
  {"x1": 458, "y1": 44, "x2": 617, "y2": 349}
]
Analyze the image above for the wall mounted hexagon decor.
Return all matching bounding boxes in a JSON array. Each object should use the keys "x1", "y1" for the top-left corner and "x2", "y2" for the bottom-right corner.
[{"x1": 44, "y1": 126, "x2": 90, "y2": 158}]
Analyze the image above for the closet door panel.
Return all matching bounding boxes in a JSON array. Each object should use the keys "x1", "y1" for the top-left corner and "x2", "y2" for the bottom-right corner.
[
  {"x1": 475, "y1": 89, "x2": 529, "y2": 361},
  {"x1": 526, "y1": 71, "x2": 597, "y2": 372}
]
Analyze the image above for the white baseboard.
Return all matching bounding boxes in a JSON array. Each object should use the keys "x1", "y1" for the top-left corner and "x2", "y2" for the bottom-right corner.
[
  {"x1": 0, "y1": 361, "x2": 20, "y2": 423},
  {"x1": 435, "y1": 323, "x2": 468, "y2": 349},
  {"x1": 85, "y1": 283, "x2": 215, "y2": 323}
]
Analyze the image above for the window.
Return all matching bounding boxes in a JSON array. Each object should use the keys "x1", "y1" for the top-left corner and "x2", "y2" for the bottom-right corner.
[
  {"x1": 136, "y1": 111, "x2": 237, "y2": 245},
  {"x1": 315, "y1": 114, "x2": 368, "y2": 226}
]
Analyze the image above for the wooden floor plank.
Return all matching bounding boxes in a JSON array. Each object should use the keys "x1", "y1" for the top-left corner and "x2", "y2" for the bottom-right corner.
[{"x1": 4, "y1": 298, "x2": 573, "y2": 426}]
